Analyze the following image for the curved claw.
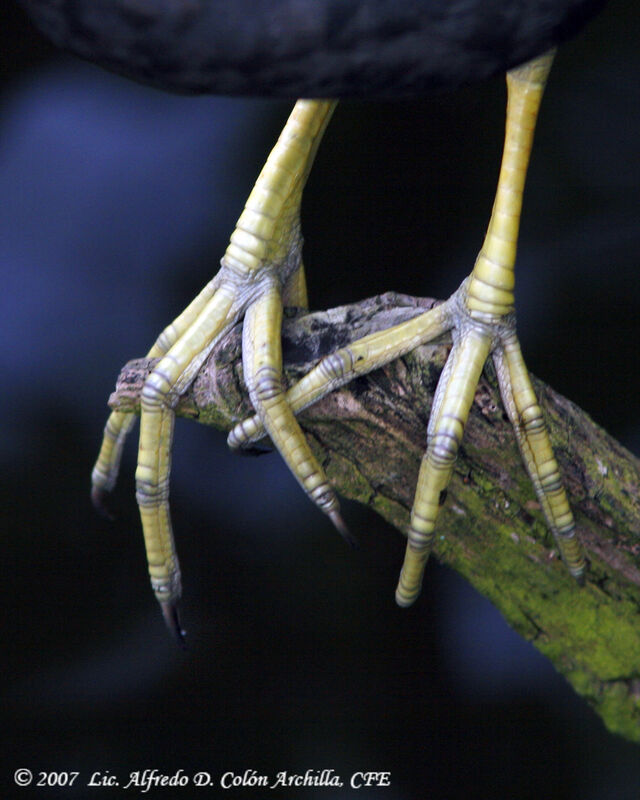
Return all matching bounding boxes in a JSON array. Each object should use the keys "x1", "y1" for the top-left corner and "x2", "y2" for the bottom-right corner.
[
  {"x1": 160, "y1": 600, "x2": 187, "y2": 649},
  {"x1": 91, "y1": 484, "x2": 116, "y2": 521},
  {"x1": 328, "y1": 509, "x2": 359, "y2": 549},
  {"x1": 232, "y1": 442, "x2": 273, "y2": 457}
]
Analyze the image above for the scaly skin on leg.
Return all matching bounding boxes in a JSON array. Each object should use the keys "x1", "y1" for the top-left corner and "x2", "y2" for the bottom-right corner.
[
  {"x1": 91, "y1": 99, "x2": 338, "y2": 638},
  {"x1": 231, "y1": 49, "x2": 585, "y2": 608}
]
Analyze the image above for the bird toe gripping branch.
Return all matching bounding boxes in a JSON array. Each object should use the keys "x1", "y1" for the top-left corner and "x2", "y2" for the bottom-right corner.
[{"x1": 92, "y1": 52, "x2": 584, "y2": 638}]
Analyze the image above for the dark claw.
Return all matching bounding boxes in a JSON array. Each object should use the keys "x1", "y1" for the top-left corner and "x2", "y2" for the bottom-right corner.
[
  {"x1": 234, "y1": 443, "x2": 273, "y2": 457},
  {"x1": 328, "y1": 509, "x2": 359, "y2": 550},
  {"x1": 161, "y1": 600, "x2": 187, "y2": 649},
  {"x1": 91, "y1": 485, "x2": 116, "y2": 521}
]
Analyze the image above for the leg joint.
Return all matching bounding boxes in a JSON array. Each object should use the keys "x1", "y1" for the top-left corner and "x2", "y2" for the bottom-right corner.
[
  {"x1": 310, "y1": 482, "x2": 338, "y2": 513},
  {"x1": 428, "y1": 432, "x2": 459, "y2": 467},
  {"x1": 253, "y1": 366, "x2": 283, "y2": 403},
  {"x1": 141, "y1": 371, "x2": 173, "y2": 409},
  {"x1": 319, "y1": 350, "x2": 353, "y2": 383}
]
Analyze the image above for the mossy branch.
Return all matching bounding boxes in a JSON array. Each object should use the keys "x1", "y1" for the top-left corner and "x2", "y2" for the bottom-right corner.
[{"x1": 110, "y1": 293, "x2": 640, "y2": 743}]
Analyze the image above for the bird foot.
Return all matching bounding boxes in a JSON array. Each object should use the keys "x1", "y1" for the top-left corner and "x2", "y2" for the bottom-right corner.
[
  {"x1": 91, "y1": 52, "x2": 586, "y2": 639},
  {"x1": 91, "y1": 100, "x2": 345, "y2": 637},
  {"x1": 231, "y1": 277, "x2": 586, "y2": 605}
]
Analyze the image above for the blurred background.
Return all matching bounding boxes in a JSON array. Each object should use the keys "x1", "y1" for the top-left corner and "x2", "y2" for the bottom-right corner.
[{"x1": 1, "y1": 2, "x2": 639, "y2": 798}]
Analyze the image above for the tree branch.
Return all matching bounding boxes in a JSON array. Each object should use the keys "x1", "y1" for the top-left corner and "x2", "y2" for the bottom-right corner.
[{"x1": 110, "y1": 292, "x2": 640, "y2": 742}]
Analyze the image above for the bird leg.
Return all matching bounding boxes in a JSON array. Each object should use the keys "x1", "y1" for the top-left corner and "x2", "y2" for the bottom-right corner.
[
  {"x1": 397, "y1": 50, "x2": 586, "y2": 604},
  {"x1": 231, "y1": 50, "x2": 586, "y2": 607},
  {"x1": 91, "y1": 99, "x2": 340, "y2": 639}
]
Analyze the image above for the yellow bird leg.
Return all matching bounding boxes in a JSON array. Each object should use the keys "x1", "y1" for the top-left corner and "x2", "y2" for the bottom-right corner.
[
  {"x1": 397, "y1": 49, "x2": 584, "y2": 603},
  {"x1": 393, "y1": 49, "x2": 584, "y2": 604},
  {"x1": 93, "y1": 99, "x2": 338, "y2": 637},
  {"x1": 466, "y1": 52, "x2": 554, "y2": 319},
  {"x1": 223, "y1": 100, "x2": 335, "y2": 274}
]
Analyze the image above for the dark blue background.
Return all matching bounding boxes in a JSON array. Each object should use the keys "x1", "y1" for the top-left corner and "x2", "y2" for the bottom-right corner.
[{"x1": 1, "y1": 3, "x2": 639, "y2": 798}]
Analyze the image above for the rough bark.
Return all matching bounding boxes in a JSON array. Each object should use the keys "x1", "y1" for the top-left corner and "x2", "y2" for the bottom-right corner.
[{"x1": 110, "y1": 292, "x2": 640, "y2": 743}]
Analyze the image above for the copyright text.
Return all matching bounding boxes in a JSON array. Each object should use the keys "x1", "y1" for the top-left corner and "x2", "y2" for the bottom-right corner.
[{"x1": 13, "y1": 768, "x2": 391, "y2": 791}]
